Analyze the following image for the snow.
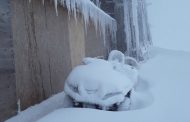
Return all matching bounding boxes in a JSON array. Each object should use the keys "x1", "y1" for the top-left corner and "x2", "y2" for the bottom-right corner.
[
  {"x1": 6, "y1": 92, "x2": 72, "y2": 122},
  {"x1": 64, "y1": 57, "x2": 135, "y2": 107},
  {"x1": 37, "y1": 47, "x2": 190, "y2": 122},
  {"x1": 147, "y1": 0, "x2": 190, "y2": 52},
  {"x1": 6, "y1": 47, "x2": 190, "y2": 122},
  {"x1": 108, "y1": 50, "x2": 125, "y2": 64}
]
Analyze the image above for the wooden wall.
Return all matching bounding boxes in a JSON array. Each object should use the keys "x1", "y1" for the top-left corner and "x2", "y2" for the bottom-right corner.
[
  {"x1": 0, "y1": 0, "x2": 17, "y2": 121},
  {"x1": 10, "y1": 0, "x2": 110, "y2": 115},
  {"x1": 85, "y1": 20, "x2": 109, "y2": 58}
]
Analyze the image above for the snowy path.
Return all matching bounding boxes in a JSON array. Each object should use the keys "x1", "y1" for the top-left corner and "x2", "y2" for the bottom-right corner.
[{"x1": 37, "y1": 47, "x2": 190, "y2": 122}]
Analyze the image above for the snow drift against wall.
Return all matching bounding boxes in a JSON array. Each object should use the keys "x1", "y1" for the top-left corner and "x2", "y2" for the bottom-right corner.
[{"x1": 29, "y1": 0, "x2": 117, "y2": 45}]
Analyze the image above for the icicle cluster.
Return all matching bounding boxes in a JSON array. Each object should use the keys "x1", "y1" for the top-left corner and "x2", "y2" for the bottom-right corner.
[
  {"x1": 29, "y1": 0, "x2": 117, "y2": 45},
  {"x1": 91, "y1": 0, "x2": 101, "y2": 7},
  {"x1": 124, "y1": 0, "x2": 152, "y2": 61}
]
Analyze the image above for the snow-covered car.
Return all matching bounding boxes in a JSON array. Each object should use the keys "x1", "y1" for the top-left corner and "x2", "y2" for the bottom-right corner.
[{"x1": 64, "y1": 50, "x2": 139, "y2": 111}]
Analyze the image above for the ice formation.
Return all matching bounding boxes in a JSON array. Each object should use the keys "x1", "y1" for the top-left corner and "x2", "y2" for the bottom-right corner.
[
  {"x1": 124, "y1": 0, "x2": 152, "y2": 60},
  {"x1": 29, "y1": 0, "x2": 117, "y2": 45},
  {"x1": 91, "y1": 0, "x2": 101, "y2": 7}
]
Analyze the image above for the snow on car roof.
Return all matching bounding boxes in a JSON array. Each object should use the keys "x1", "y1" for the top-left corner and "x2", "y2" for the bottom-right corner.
[{"x1": 64, "y1": 58, "x2": 135, "y2": 106}]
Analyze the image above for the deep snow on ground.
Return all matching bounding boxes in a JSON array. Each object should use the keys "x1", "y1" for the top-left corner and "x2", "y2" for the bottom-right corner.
[
  {"x1": 147, "y1": 0, "x2": 190, "y2": 52},
  {"x1": 36, "y1": 47, "x2": 190, "y2": 122},
  {"x1": 6, "y1": 47, "x2": 190, "y2": 122}
]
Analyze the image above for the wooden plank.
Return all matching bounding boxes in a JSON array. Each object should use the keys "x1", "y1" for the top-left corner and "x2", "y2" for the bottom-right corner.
[
  {"x1": 11, "y1": 0, "x2": 72, "y2": 110},
  {"x1": 0, "y1": 0, "x2": 17, "y2": 121},
  {"x1": 68, "y1": 14, "x2": 85, "y2": 68},
  {"x1": 41, "y1": 1, "x2": 72, "y2": 94},
  {"x1": 85, "y1": 20, "x2": 108, "y2": 58},
  {"x1": 11, "y1": 0, "x2": 112, "y2": 113},
  {"x1": 0, "y1": 73, "x2": 16, "y2": 121}
]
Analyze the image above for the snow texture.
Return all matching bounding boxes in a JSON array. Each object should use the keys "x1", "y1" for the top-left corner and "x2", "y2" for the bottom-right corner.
[
  {"x1": 7, "y1": 47, "x2": 190, "y2": 122},
  {"x1": 108, "y1": 50, "x2": 139, "y2": 85},
  {"x1": 37, "y1": 47, "x2": 190, "y2": 122},
  {"x1": 108, "y1": 50, "x2": 125, "y2": 64},
  {"x1": 29, "y1": 0, "x2": 117, "y2": 45},
  {"x1": 64, "y1": 56, "x2": 136, "y2": 107},
  {"x1": 6, "y1": 92, "x2": 72, "y2": 122}
]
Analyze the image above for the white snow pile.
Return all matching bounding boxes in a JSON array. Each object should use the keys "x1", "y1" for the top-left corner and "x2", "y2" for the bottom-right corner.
[
  {"x1": 64, "y1": 50, "x2": 138, "y2": 108},
  {"x1": 108, "y1": 50, "x2": 139, "y2": 85},
  {"x1": 37, "y1": 47, "x2": 190, "y2": 122},
  {"x1": 6, "y1": 50, "x2": 139, "y2": 122},
  {"x1": 6, "y1": 92, "x2": 72, "y2": 122},
  {"x1": 29, "y1": 0, "x2": 117, "y2": 45}
]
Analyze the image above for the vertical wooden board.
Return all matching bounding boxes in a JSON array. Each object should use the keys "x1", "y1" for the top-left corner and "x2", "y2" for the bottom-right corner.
[
  {"x1": 32, "y1": 0, "x2": 71, "y2": 96},
  {"x1": 85, "y1": 21, "x2": 108, "y2": 58},
  {"x1": 0, "y1": 73, "x2": 16, "y2": 121},
  {"x1": 114, "y1": 1, "x2": 127, "y2": 52},
  {"x1": 11, "y1": 0, "x2": 37, "y2": 110},
  {"x1": 30, "y1": 0, "x2": 53, "y2": 99},
  {"x1": 0, "y1": 0, "x2": 17, "y2": 121},
  {"x1": 68, "y1": 14, "x2": 85, "y2": 68},
  {"x1": 11, "y1": 0, "x2": 72, "y2": 110},
  {"x1": 42, "y1": 1, "x2": 72, "y2": 94}
]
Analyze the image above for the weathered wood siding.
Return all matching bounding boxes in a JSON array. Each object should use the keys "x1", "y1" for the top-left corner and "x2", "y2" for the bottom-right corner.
[
  {"x1": 68, "y1": 15, "x2": 85, "y2": 68},
  {"x1": 0, "y1": 0, "x2": 16, "y2": 121},
  {"x1": 85, "y1": 20, "x2": 109, "y2": 58},
  {"x1": 11, "y1": 0, "x2": 72, "y2": 110},
  {"x1": 10, "y1": 0, "x2": 110, "y2": 114}
]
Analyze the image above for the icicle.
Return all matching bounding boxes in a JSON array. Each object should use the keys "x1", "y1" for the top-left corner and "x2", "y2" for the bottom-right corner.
[
  {"x1": 54, "y1": 0, "x2": 58, "y2": 16},
  {"x1": 132, "y1": 0, "x2": 140, "y2": 59},
  {"x1": 28, "y1": 0, "x2": 117, "y2": 47},
  {"x1": 42, "y1": 0, "x2": 45, "y2": 5},
  {"x1": 124, "y1": 0, "x2": 132, "y2": 55},
  {"x1": 124, "y1": 0, "x2": 152, "y2": 60},
  {"x1": 17, "y1": 99, "x2": 21, "y2": 114}
]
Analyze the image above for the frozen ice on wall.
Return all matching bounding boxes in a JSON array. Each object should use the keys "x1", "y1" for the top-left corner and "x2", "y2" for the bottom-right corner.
[
  {"x1": 29, "y1": 0, "x2": 117, "y2": 45},
  {"x1": 91, "y1": 0, "x2": 101, "y2": 7},
  {"x1": 57, "y1": 0, "x2": 117, "y2": 45},
  {"x1": 124, "y1": 0, "x2": 152, "y2": 61}
]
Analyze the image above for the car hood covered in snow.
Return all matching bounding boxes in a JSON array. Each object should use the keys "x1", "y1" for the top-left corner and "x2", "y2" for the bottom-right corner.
[{"x1": 64, "y1": 58, "x2": 135, "y2": 106}]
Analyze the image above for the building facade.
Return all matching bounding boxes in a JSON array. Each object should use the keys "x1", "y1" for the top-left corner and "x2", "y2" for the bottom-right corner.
[{"x1": 0, "y1": 0, "x2": 151, "y2": 121}]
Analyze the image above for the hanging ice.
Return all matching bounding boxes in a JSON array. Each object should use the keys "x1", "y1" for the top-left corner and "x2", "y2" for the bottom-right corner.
[
  {"x1": 124, "y1": 0, "x2": 152, "y2": 61},
  {"x1": 29, "y1": 0, "x2": 117, "y2": 45}
]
